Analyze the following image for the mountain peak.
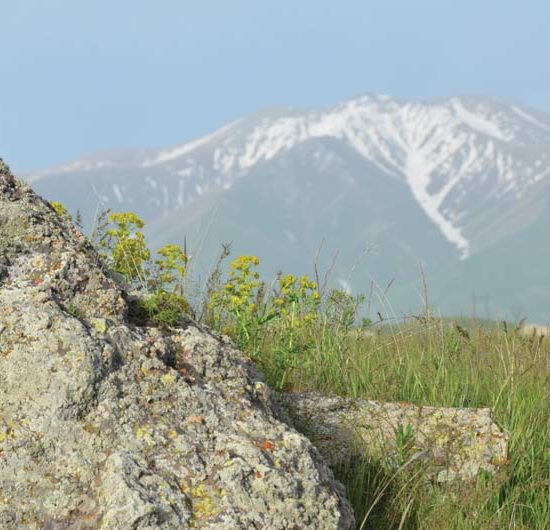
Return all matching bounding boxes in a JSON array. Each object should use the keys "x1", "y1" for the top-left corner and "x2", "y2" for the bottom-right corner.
[
  {"x1": 27, "y1": 93, "x2": 550, "y2": 264},
  {"x1": 24, "y1": 93, "x2": 550, "y2": 320}
]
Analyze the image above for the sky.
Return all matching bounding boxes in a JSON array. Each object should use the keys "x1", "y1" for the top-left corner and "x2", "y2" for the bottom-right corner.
[{"x1": 1, "y1": 0, "x2": 549, "y2": 172}]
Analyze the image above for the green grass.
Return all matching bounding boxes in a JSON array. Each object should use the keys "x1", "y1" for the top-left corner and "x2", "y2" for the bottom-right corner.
[{"x1": 240, "y1": 315, "x2": 550, "y2": 529}]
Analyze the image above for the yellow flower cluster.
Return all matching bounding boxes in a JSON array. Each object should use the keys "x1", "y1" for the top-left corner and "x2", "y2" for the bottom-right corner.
[
  {"x1": 209, "y1": 257, "x2": 321, "y2": 357},
  {"x1": 100, "y1": 212, "x2": 151, "y2": 281},
  {"x1": 208, "y1": 255, "x2": 270, "y2": 349},
  {"x1": 156, "y1": 243, "x2": 188, "y2": 290},
  {"x1": 211, "y1": 255, "x2": 262, "y2": 315},
  {"x1": 274, "y1": 274, "x2": 320, "y2": 326}
]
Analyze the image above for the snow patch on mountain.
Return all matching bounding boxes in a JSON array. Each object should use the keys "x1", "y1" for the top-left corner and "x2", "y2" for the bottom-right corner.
[
  {"x1": 406, "y1": 149, "x2": 470, "y2": 259},
  {"x1": 143, "y1": 119, "x2": 243, "y2": 167},
  {"x1": 173, "y1": 95, "x2": 547, "y2": 257},
  {"x1": 28, "y1": 159, "x2": 115, "y2": 182},
  {"x1": 511, "y1": 106, "x2": 550, "y2": 133},
  {"x1": 450, "y1": 99, "x2": 513, "y2": 142},
  {"x1": 27, "y1": 95, "x2": 550, "y2": 260}
]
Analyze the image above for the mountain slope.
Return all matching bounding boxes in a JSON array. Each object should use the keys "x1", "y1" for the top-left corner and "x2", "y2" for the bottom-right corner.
[{"x1": 26, "y1": 94, "x2": 550, "y2": 321}]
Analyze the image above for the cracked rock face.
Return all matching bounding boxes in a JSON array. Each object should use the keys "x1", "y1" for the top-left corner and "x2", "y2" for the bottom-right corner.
[{"x1": 0, "y1": 165, "x2": 355, "y2": 529}]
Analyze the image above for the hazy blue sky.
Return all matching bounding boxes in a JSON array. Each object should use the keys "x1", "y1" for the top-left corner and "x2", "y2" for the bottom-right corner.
[{"x1": 1, "y1": 0, "x2": 549, "y2": 172}]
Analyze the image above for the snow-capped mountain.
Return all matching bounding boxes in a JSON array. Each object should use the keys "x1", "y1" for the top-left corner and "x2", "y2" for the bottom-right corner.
[{"x1": 26, "y1": 95, "x2": 550, "y2": 321}]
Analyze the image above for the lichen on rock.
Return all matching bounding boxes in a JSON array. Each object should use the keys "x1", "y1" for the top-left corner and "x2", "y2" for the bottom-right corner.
[
  {"x1": 279, "y1": 392, "x2": 508, "y2": 483},
  {"x1": 0, "y1": 169, "x2": 354, "y2": 528}
]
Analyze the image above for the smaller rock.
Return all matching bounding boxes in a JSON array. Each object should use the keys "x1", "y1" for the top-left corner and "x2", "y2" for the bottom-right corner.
[{"x1": 280, "y1": 392, "x2": 508, "y2": 483}]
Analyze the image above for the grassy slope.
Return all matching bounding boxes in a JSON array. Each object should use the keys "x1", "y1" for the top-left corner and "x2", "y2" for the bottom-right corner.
[{"x1": 248, "y1": 315, "x2": 550, "y2": 529}]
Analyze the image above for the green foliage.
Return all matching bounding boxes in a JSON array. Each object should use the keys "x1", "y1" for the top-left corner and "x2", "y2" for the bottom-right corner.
[
  {"x1": 137, "y1": 290, "x2": 192, "y2": 328},
  {"x1": 361, "y1": 316, "x2": 373, "y2": 328},
  {"x1": 65, "y1": 302, "x2": 85, "y2": 320},
  {"x1": 99, "y1": 212, "x2": 151, "y2": 282},
  {"x1": 207, "y1": 257, "x2": 323, "y2": 388},
  {"x1": 273, "y1": 274, "x2": 320, "y2": 330},
  {"x1": 271, "y1": 274, "x2": 320, "y2": 389},
  {"x1": 394, "y1": 423, "x2": 415, "y2": 466},
  {"x1": 323, "y1": 289, "x2": 365, "y2": 332}
]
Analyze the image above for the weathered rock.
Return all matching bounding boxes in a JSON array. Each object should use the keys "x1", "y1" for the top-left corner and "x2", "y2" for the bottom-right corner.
[
  {"x1": 279, "y1": 392, "x2": 508, "y2": 483},
  {"x1": 0, "y1": 167, "x2": 354, "y2": 529}
]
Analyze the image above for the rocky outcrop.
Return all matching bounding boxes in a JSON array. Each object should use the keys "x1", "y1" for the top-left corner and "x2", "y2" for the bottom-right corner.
[
  {"x1": 280, "y1": 393, "x2": 508, "y2": 483},
  {"x1": 0, "y1": 164, "x2": 354, "y2": 529}
]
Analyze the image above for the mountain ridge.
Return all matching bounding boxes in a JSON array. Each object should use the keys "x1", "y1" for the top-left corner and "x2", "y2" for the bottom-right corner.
[{"x1": 25, "y1": 94, "x2": 550, "y2": 321}]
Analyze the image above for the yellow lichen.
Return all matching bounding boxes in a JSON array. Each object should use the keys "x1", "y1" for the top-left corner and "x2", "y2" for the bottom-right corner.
[
  {"x1": 181, "y1": 483, "x2": 222, "y2": 524},
  {"x1": 90, "y1": 318, "x2": 107, "y2": 334},
  {"x1": 135, "y1": 425, "x2": 154, "y2": 444},
  {"x1": 0, "y1": 425, "x2": 16, "y2": 443},
  {"x1": 434, "y1": 433, "x2": 450, "y2": 446},
  {"x1": 161, "y1": 372, "x2": 176, "y2": 385}
]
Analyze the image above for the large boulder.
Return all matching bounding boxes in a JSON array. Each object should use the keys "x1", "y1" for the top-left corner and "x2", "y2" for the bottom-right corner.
[{"x1": 0, "y1": 164, "x2": 354, "y2": 529}]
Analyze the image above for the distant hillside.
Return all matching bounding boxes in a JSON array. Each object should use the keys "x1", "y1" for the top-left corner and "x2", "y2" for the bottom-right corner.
[{"x1": 26, "y1": 94, "x2": 550, "y2": 322}]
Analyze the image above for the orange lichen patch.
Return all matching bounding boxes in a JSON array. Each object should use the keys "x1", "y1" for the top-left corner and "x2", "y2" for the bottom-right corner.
[
  {"x1": 187, "y1": 415, "x2": 204, "y2": 425},
  {"x1": 258, "y1": 439, "x2": 275, "y2": 453},
  {"x1": 83, "y1": 423, "x2": 97, "y2": 434}
]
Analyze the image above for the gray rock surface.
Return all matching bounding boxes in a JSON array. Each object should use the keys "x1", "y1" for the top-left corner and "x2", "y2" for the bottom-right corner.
[
  {"x1": 279, "y1": 392, "x2": 508, "y2": 483},
  {"x1": 0, "y1": 164, "x2": 355, "y2": 529}
]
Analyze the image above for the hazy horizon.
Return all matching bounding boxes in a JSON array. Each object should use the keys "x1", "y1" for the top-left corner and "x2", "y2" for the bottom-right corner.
[{"x1": 2, "y1": 0, "x2": 550, "y2": 172}]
